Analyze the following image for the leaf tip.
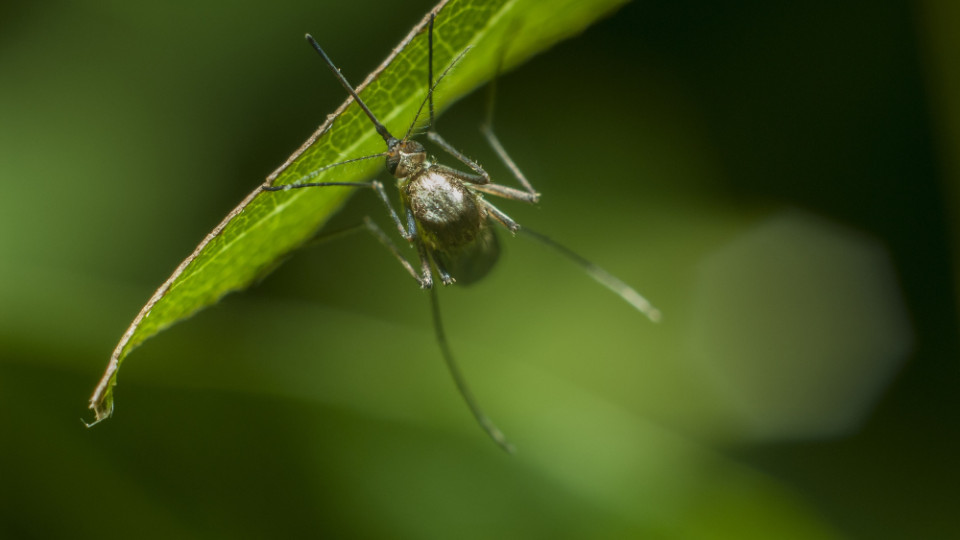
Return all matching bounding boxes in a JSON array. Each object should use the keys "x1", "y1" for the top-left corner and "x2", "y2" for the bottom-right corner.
[
  {"x1": 84, "y1": 396, "x2": 114, "y2": 428},
  {"x1": 85, "y1": 374, "x2": 117, "y2": 427}
]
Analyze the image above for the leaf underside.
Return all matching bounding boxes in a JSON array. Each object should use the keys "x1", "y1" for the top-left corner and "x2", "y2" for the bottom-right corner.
[{"x1": 88, "y1": 0, "x2": 631, "y2": 423}]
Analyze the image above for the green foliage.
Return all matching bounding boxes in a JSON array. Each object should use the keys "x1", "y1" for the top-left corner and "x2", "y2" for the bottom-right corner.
[
  {"x1": 88, "y1": 0, "x2": 631, "y2": 423},
  {"x1": 3, "y1": 0, "x2": 948, "y2": 536}
]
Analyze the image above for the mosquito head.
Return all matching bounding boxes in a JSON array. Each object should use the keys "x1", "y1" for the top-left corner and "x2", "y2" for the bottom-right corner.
[{"x1": 386, "y1": 139, "x2": 426, "y2": 178}]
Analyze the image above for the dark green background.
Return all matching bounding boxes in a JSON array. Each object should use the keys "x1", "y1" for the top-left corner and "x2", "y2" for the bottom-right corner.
[{"x1": 1, "y1": 0, "x2": 956, "y2": 538}]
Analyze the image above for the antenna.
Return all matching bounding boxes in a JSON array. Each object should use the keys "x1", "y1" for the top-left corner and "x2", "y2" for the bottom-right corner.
[{"x1": 305, "y1": 34, "x2": 399, "y2": 148}]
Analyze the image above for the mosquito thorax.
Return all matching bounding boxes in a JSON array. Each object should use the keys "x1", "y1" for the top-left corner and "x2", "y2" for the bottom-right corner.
[{"x1": 386, "y1": 139, "x2": 427, "y2": 178}]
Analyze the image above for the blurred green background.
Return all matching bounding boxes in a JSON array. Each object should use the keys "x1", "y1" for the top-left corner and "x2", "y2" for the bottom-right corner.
[{"x1": 1, "y1": 0, "x2": 957, "y2": 538}]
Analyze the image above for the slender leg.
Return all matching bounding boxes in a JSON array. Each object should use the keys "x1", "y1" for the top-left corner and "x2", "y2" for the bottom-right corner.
[
  {"x1": 403, "y1": 19, "x2": 470, "y2": 142},
  {"x1": 263, "y1": 180, "x2": 412, "y2": 242},
  {"x1": 480, "y1": 199, "x2": 520, "y2": 234},
  {"x1": 266, "y1": 153, "x2": 385, "y2": 189},
  {"x1": 404, "y1": 207, "x2": 435, "y2": 289},
  {"x1": 430, "y1": 163, "x2": 487, "y2": 185},
  {"x1": 422, "y1": 16, "x2": 514, "y2": 452},
  {"x1": 266, "y1": 178, "x2": 434, "y2": 288},
  {"x1": 478, "y1": 54, "x2": 540, "y2": 202},
  {"x1": 479, "y1": 125, "x2": 539, "y2": 202},
  {"x1": 424, "y1": 89, "x2": 540, "y2": 204},
  {"x1": 298, "y1": 222, "x2": 369, "y2": 250},
  {"x1": 421, "y1": 12, "x2": 539, "y2": 206},
  {"x1": 471, "y1": 182, "x2": 539, "y2": 204},
  {"x1": 425, "y1": 131, "x2": 491, "y2": 183},
  {"x1": 362, "y1": 217, "x2": 433, "y2": 288},
  {"x1": 290, "y1": 215, "x2": 434, "y2": 289},
  {"x1": 518, "y1": 226, "x2": 661, "y2": 323},
  {"x1": 252, "y1": 221, "x2": 371, "y2": 285},
  {"x1": 428, "y1": 163, "x2": 538, "y2": 204},
  {"x1": 431, "y1": 253, "x2": 456, "y2": 285},
  {"x1": 429, "y1": 286, "x2": 515, "y2": 453}
]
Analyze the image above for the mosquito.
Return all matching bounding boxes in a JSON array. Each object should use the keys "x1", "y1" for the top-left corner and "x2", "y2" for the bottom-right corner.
[{"x1": 263, "y1": 14, "x2": 660, "y2": 452}]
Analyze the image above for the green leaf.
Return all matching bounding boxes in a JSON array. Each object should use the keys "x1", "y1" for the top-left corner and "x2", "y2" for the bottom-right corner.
[{"x1": 87, "y1": 0, "x2": 631, "y2": 424}]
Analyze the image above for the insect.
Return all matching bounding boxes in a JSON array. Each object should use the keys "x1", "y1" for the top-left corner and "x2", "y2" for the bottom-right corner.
[{"x1": 263, "y1": 14, "x2": 659, "y2": 452}]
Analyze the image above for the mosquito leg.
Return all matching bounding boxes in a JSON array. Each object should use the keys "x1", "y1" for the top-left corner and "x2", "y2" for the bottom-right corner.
[
  {"x1": 425, "y1": 131, "x2": 491, "y2": 184},
  {"x1": 405, "y1": 207, "x2": 435, "y2": 289},
  {"x1": 262, "y1": 180, "x2": 375, "y2": 192},
  {"x1": 403, "y1": 19, "x2": 470, "y2": 141},
  {"x1": 470, "y1": 182, "x2": 539, "y2": 204},
  {"x1": 480, "y1": 199, "x2": 520, "y2": 234},
  {"x1": 365, "y1": 213, "x2": 434, "y2": 289},
  {"x1": 479, "y1": 52, "x2": 540, "y2": 202},
  {"x1": 518, "y1": 226, "x2": 661, "y2": 323},
  {"x1": 424, "y1": 80, "x2": 540, "y2": 204},
  {"x1": 361, "y1": 216, "x2": 434, "y2": 288},
  {"x1": 263, "y1": 152, "x2": 385, "y2": 189},
  {"x1": 251, "y1": 221, "x2": 372, "y2": 285},
  {"x1": 290, "y1": 216, "x2": 432, "y2": 288},
  {"x1": 429, "y1": 164, "x2": 486, "y2": 185},
  {"x1": 264, "y1": 179, "x2": 427, "y2": 285},
  {"x1": 479, "y1": 125, "x2": 539, "y2": 203},
  {"x1": 427, "y1": 163, "x2": 538, "y2": 204},
  {"x1": 371, "y1": 180, "x2": 414, "y2": 241},
  {"x1": 421, "y1": 162, "x2": 537, "y2": 204},
  {"x1": 266, "y1": 177, "x2": 434, "y2": 288},
  {"x1": 263, "y1": 180, "x2": 411, "y2": 242},
  {"x1": 429, "y1": 286, "x2": 514, "y2": 453},
  {"x1": 299, "y1": 222, "x2": 369, "y2": 250},
  {"x1": 431, "y1": 253, "x2": 456, "y2": 286}
]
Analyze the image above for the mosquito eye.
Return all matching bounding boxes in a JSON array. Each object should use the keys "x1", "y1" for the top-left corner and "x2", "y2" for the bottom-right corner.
[{"x1": 386, "y1": 154, "x2": 400, "y2": 175}]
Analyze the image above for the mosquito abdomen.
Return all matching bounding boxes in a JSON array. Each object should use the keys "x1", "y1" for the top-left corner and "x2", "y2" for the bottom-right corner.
[{"x1": 435, "y1": 227, "x2": 500, "y2": 286}]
